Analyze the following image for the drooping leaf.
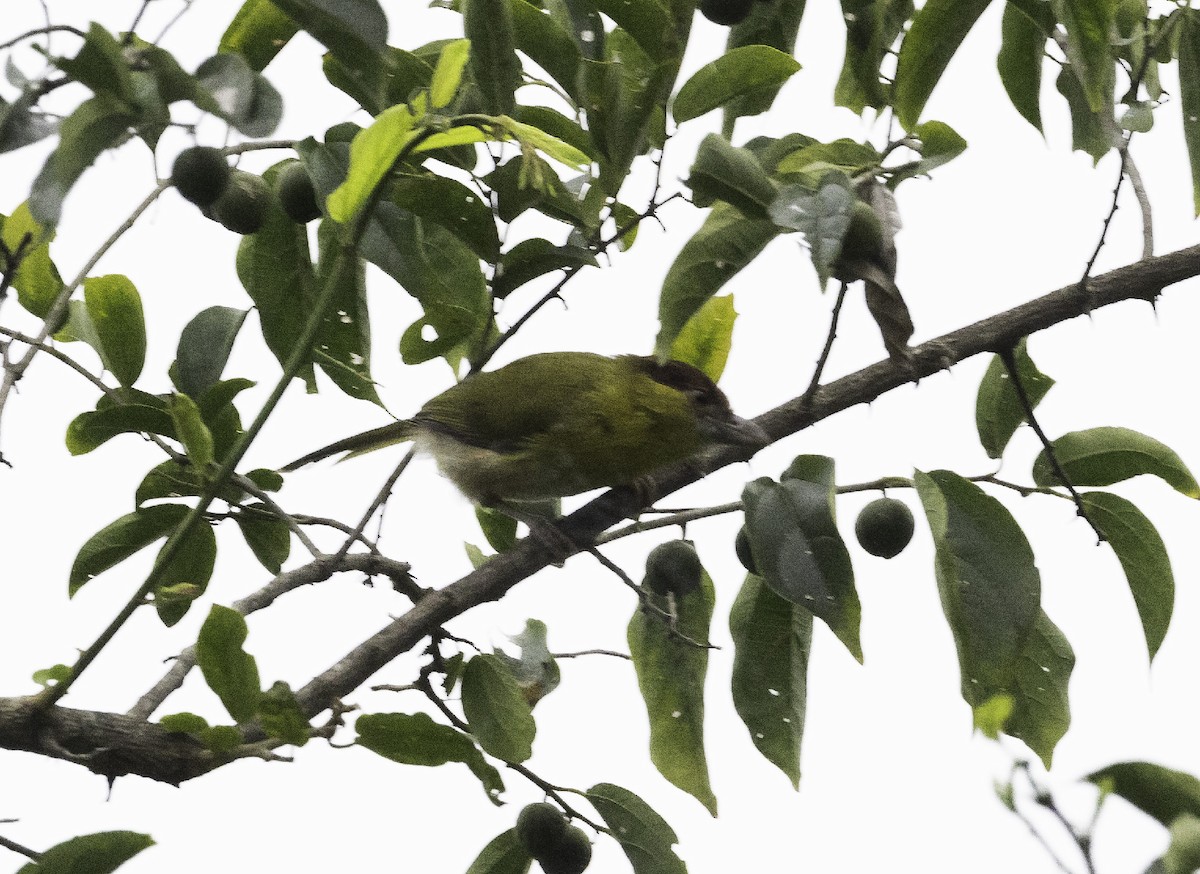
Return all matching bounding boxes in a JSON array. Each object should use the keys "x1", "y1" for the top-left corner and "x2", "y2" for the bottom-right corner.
[
  {"x1": 153, "y1": 515, "x2": 217, "y2": 626},
  {"x1": 1, "y1": 202, "x2": 64, "y2": 318},
  {"x1": 1005, "y1": 609, "x2": 1074, "y2": 767},
  {"x1": 1055, "y1": 64, "x2": 1113, "y2": 163},
  {"x1": 270, "y1": 0, "x2": 388, "y2": 70},
  {"x1": 196, "y1": 604, "x2": 262, "y2": 723},
  {"x1": 194, "y1": 54, "x2": 283, "y2": 137},
  {"x1": 673, "y1": 46, "x2": 800, "y2": 124},
  {"x1": 356, "y1": 712, "x2": 506, "y2": 804},
  {"x1": 914, "y1": 470, "x2": 1041, "y2": 708},
  {"x1": 15, "y1": 832, "x2": 154, "y2": 874},
  {"x1": 429, "y1": 39, "x2": 471, "y2": 109},
  {"x1": 741, "y1": 473, "x2": 862, "y2": 662},
  {"x1": 998, "y1": 3, "x2": 1047, "y2": 132},
  {"x1": 834, "y1": 0, "x2": 912, "y2": 115},
  {"x1": 167, "y1": 393, "x2": 215, "y2": 470},
  {"x1": 176, "y1": 306, "x2": 250, "y2": 399},
  {"x1": 461, "y1": 654, "x2": 536, "y2": 763},
  {"x1": 586, "y1": 783, "x2": 686, "y2": 874},
  {"x1": 220, "y1": 0, "x2": 301, "y2": 71},
  {"x1": 1081, "y1": 491, "x2": 1174, "y2": 661},
  {"x1": 723, "y1": 0, "x2": 807, "y2": 131},
  {"x1": 326, "y1": 104, "x2": 415, "y2": 223},
  {"x1": 313, "y1": 219, "x2": 380, "y2": 404},
  {"x1": 82, "y1": 275, "x2": 145, "y2": 387},
  {"x1": 591, "y1": 0, "x2": 676, "y2": 61},
  {"x1": 390, "y1": 174, "x2": 500, "y2": 262},
  {"x1": 492, "y1": 238, "x2": 597, "y2": 299},
  {"x1": 465, "y1": 829, "x2": 533, "y2": 874},
  {"x1": 1087, "y1": 762, "x2": 1200, "y2": 827},
  {"x1": 687, "y1": 133, "x2": 778, "y2": 219},
  {"x1": 1179, "y1": 10, "x2": 1200, "y2": 215},
  {"x1": 655, "y1": 202, "x2": 777, "y2": 357},
  {"x1": 894, "y1": 0, "x2": 994, "y2": 130},
  {"x1": 1031, "y1": 427, "x2": 1200, "y2": 497},
  {"x1": 669, "y1": 294, "x2": 736, "y2": 384},
  {"x1": 53, "y1": 24, "x2": 134, "y2": 102},
  {"x1": 235, "y1": 505, "x2": 293, "y2": 574},
  {"x1": 464, "y1": 0, "x2": 523, "y2": 115},
  {"x1": 509, "y1": 0, "x2": 581, "y2": 101},
  {"x1": 975, "y1": 339, "x2": 1055, "y2": 459},
  {"x1": 69, "y1": 503, "x2": 190, "y2": 596},
  {"x1": 769, "y1": 175, "x2": 855, "y2": 290},
  {"x1": 1054, "y1": 0, "x2": 1117, "y2": 113},
  {"x1": 629, "y1": 569, "x2": 718, "y2": 815},
  {"x1": 730, "y1": 572, "x2": 810, "y2": 788}
]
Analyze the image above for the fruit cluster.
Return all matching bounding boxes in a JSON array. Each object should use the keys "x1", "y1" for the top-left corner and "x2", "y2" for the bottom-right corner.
[
  {"x1": 515, "y1": 803, "x2": 592, "y2": 874},
  {"x1": 170, "y1": 146, "x2": 321, "y2": 234}
]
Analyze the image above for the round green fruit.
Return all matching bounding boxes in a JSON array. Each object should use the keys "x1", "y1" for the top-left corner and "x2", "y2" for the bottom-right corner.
[
  {"x1": 644, "y1": 540, "x2": 702, "y2": 597},
  {"x1": 516, "y1": 803, "x2": 567, "y2": 860},
  {"x1": 277, "y1": 162, "x2": 321, "y2": 223},
  {"x1": 699, "y1": 0, "x2": 754, "y2": 25},
  {"x1": 854, "y1": 497, "x2": 915, "y2": 559},
  {"x1": 171, "y1": 146, "x2": 230, "y2": 207},
  {"x1": 539, "y1": 826, "x2": 592, "y2": 874},
  {"x1": 210, "y1": 170, "x2": 272, "y2": 235},
  {"x1": 734, "y1": 526, "x2": 757, "y2": 575}
]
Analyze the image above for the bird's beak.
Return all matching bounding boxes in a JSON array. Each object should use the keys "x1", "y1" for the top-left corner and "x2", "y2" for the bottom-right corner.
[{"x1": 708, "y1": 414, "x2": 770, "y2": 447}]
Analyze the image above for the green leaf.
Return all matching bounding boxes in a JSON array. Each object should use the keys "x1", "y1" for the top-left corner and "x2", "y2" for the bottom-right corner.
[
  {"x1": 1006, "y1": 609, "x2": 1074, "y2": 767},
  {"x1": 492, "y1": 238, "x2": 597, "y2": 299},
  {"x1": 1081, "y1": 492, "x2": 1174, "y2": 661},
  {"x1": 356, "y1": 712, "x2": 506, "y2": 804},
  {"x1": 66, "y1": 403, "x2": 176, "y2": 455},
  {"x1": 270, "y1": 0, "x2": 388, "y2": 70},
  {"x1": 493, "y1": 619, "x2": 560, "y2": 706},
  {"x1": 975, "y1": 339, "x2": 1055, "y2": 459},
  {"x1": 176, "y1": 306, "x2": 250, "y2": 399},
  {"x1": 167, "y1": 393, "x2": 215, "y2": 470},
  {"x1": 669, "y1": 294, "x2": 736, "y2": 384},
  {"x1": 509, "y1": 0, "x2": 581, "y2": 101},
  {"x1": 914, "y1": 470, "x2": 1041, "y2": 707},
  {"x1": 1163, "y1": 813, "x2": 1200, "y2": 874},
  {"x1": 32, "y1": 664, "x2": 71, "y2": 689},
  {"x1": 1055, "y1": 64, "x2": 1113, "y2": 163},
  {"x1": 687, "y1": 133, "x2": 778, "y2": 219},
  {"x1": 81, "y1": 275, "x2": 145, "y2": 387},
  {"x1": 1, "y1": 202, "x2": 64, "y2": 318},
  {"x1": 512, "y1": 106, "x2": 597, "y2": 164},
  {"x1": 972, "y1": 693, "x2": 1014, "y2": 740},
  {"x1": 655, "y1": 202, "x2": 777, "y2": 357},
  {"x1": 54, "y1": 24, "x2": 134, "y2": 102},
  {"x1": 0, "y1": 88, "x2": 59, "y2": 154},
  {"x1": 194, "y1": 54, "x2": 282, "y2": 137},
  {"x1": 136, "y1": 460, "x2": 209, "y2": 506},
  {"x1": 586, "y1": 783, "x2": 686, "y2": 874},
  {"x1": 998, "y1": 3, "x2": 1047, "y2": 132},
  {"x1": 673, "y1": 46, "x2": 800, "y2": 124},
  {"x1": 235, "y1": 506, "x2": 292, "y2": 574},
  {"x1": 1087, "y1": 761, "x2": 1200, "y2": 827},
  {"x1": 69, "y1": 503, "x2": 190, "y2": 595},
  {"x1": 259, "y1": 681, "x2": 311, "y2": 746},
  {"x1": 313, "y1": 219, "x2": 380, "y2": 404},
  {"x1": 894, "y1": 0, "x2": 994, "y2": 130},
  {"x1": 30, "y1": 94, "x2": 138, "y2": 226},
  {"x1": 196, "y1": 605, "x2": 262, "y2": 723},
  {"x1": 730, "y1": 573, "x2": 810, "y2": 788},
  {"x1": 1179, "y1": 11, "x2": 1200, "y2": 215},
  {"x1": 591, "y1": 0, "x2": 675, "y2": 61},
  {"x1": 768, "y1": 175, "x2": 855, "y2": 290},
  {"x1": 774, "y1": 137, "x2": 882, "y2": 180},
  {"x1": 741, "y1": 473, "x2": 862, "y2": 662},
  {"x1": 1053, "y1": 0, "x2": 1117, "y2": 113},
  {"x1": 890, "y1": 120, "x2": 968, "y2": 184},
  {"x1": 835, "y1": 0, "x2": 912, "y2": 115},
  {"x1": 475, "y1": 505, "x2": 518, "y2": 553},
  {"x1": 461, "y1": 654, "x2": 536, "y2": 763},
  {"x1": 723, "y1": 0, "x2": 807, "y2": 130},
  {"x1": 465, "y1": 0, "x2": 523, "y2": 115},
  {"x1": 220, "y1": 0, "x2": 301, "y2": 71},
  {"x1": 465, "y1": 829, "x2": 533, "y2": 874},
  {"x1": 429, "y1": 39, "x2": 471, "y2": 109},
  {"x1": 15, "y1": 832, "x2": 154, "y2": 874},
  {"x1": 153, "y1": 517, "x2": 217, "y2": 627},
  {"x1": 326, "y1": 104, "x2": 415, "y2": 223},
  {"x1": 160, "y1": 712, "x2": 211, "y2": 735},
  {"x1": 1032, "y1": 427, "x2": 1200, "y2": 497},
  {"x1": 629, "y1": 569, "x2": 718, "y2": 815}
]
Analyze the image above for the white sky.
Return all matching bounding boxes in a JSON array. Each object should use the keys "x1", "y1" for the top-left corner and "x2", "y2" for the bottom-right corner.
[{"x1": 2, "y1": 2, "x2": 1199, "y2": 872}]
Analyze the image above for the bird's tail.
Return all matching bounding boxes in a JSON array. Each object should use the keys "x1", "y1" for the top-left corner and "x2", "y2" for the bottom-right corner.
[{"x1": 281, "y1": 421, "x2": 416, "y2": 471}]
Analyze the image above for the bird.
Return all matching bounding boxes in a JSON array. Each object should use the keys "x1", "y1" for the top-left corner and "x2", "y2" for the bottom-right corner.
[{"x1": 282, "y1": 351, "x2": 769, "y2": 504}]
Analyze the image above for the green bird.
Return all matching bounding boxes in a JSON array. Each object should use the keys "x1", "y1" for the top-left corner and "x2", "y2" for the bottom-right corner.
[{"x1": 283, "y1": 352, "x2": 769, "y2": 503}]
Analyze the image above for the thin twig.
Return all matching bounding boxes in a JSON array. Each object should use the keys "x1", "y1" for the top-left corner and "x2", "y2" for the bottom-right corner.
[
  {"x1": 801, "y1": 282, "x2": 850, "y2": 408},
  {"x1": 333, "y1": 448, "x2": 415, "y2": 563}
]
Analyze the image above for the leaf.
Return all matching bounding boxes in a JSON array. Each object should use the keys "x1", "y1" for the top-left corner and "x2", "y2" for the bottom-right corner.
[
  {"x1": 730, "y1": 573, "x2": 810, "y2": 788},
  {"x1": 673, "y1": 46, "x2": 800, "y2": 124},
  {"x1": 54, "y1": 24, "x2": 134, "y2": 102},
  {"x1": 774, "y1": 137, "x2": 882, "y2": 180},
  {"x1": 1081, "y1": 492, "x2": 1174, "y2": 661},
  {"x1": 220, "y1": 0, "x2": 300, "y2": 71},
  {"x1": 1006, "y1": 609, "x2": 1074, "y2": 767},
  {"x1": 655, "y1": 203, "x2": 777, "y2": 357},
  {"x1": 493, "y1": 619, "x2": 560, "y2": 706},
  {"x1": 628, "y1": 570, "x2": 718, "y2": 815},
  {"x1": 69, "y1": 503, "x2": 190, "y2": 595},
  {"x1": 835, "y1": 0, "x2": 912, "y2": 115},
  {"x1": 175, "y1": 306, "x2": 250, "y2": 399},
  {"x1": 894, "y1": 0, "x2": 994, "y2": 130},
  {"x1": 769, "y1": 175, "x2": 855, "y2": 290},
  {"x1": 687, "y1": 133, "x2": 778, "y2": 219},
  {"x1": 356, "y1": 712, "x2": 506, "y2": 804},
  {"x1": 914, "y1": 470, "x2": 1041, "y2": 707},
  {"x1": 65, "y1": 403, "x2": 176, "y2": 455},
  {"x1": 196, "y1": 604, "x2": 262, "y2": 723},
  {"x1": 80, "y1": 275, "x2": 145, "y2": 387},
  {"x1": 259, "y1": 681, "x2": 310, "y2": 746},
  {"x1": 270, "y1": 0, "x2": 388, "y2": 70},
  {"x1": 1053, "y1": 0, "x2": 1117, "y2": 113},
  {"x1": 998, "y1": 2, "x2": 1047, "y2": 132},
  {"x1": 390, "y1": 174, "x2": 500, "y2": 262},
  {"x1": 429, "y1": 39, "x2": 471, "y2": 109},
  {"x1": 326, "y1": 104, "x2": 415, "y2": 223},
  {"x1": 1163, "y1": 813, "x2": 1200, "y2": 874},
  {"x1": 465, "y1": 829, "x2": 533, "y2": 874},
  {"x1": 890, "y1": 120, "x2": 968, "y2": 184},
  {"x1": 14, "y1": 832, "x2": 154, "y2": 874},
  {"x1": 153, "y1": 517, "x2": 217, "y2": 627},
  {"x1": 509, "y1": 0, "x2": 581, "y2": 101},
  {"x1": 1087, "y1": 761, "x2": 1200, "y2": 827},
  {"x1": 194, "y1": 54, "x2": 282, "y2": 137},
  {"x1": 136, "y1": 460, "x2": 209, "y2": 506},
  {"x1": 313, "y1": 219, "x2": 380, "y2": 404},
  {"x1": 1032, "y1": 427, "x2": 1200, "y2": 497},
  {"x1": 464, "y1": 0, "x2": 523, "y2": 115},
  {"x1": 30, "y1": 94, "x2": 138, "y2": 226},
  {"x1": 1, "y1": 202, "x2": 64, "y2": 318},
  {"x1": 492, "y1": 238, "x2": 596, "y2": 299},
  {"x1": 741, "y1": 474, "x2": 862, "y2": 662},
  {"x1": 669, "y1": 295, "x2": 736, "y2": 384},
  {"x1": 0, "y1": 89, "x2": 58, "y2": 154},
  {"x1": 167, "y1": 393, "x2": 215, "y2": 470},
  {"x1": 461, "y1": 654, "x2": 536, "y2": 763},
  {"x1": 235, "y1": 506, "x2": 292, "y2": 574},
  {"x1": 722, "y1": 0, "x2": 807, "y2": 130},
  {"x1": 591, "y1": 0, "x2": 675, "y2": 61},
  {"x1": 586, "y1": 783, "x2": 686, "y2": 874},
  {"x1": 1180, "y1": 10, "x2": 1200, "y2": 215},
  {"x1": 975, "y1": 339, "x2": 1055, "y2": 459},
  {"x1": 1055, "y1": 64, "x2": 1113, "y2": 163}
]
